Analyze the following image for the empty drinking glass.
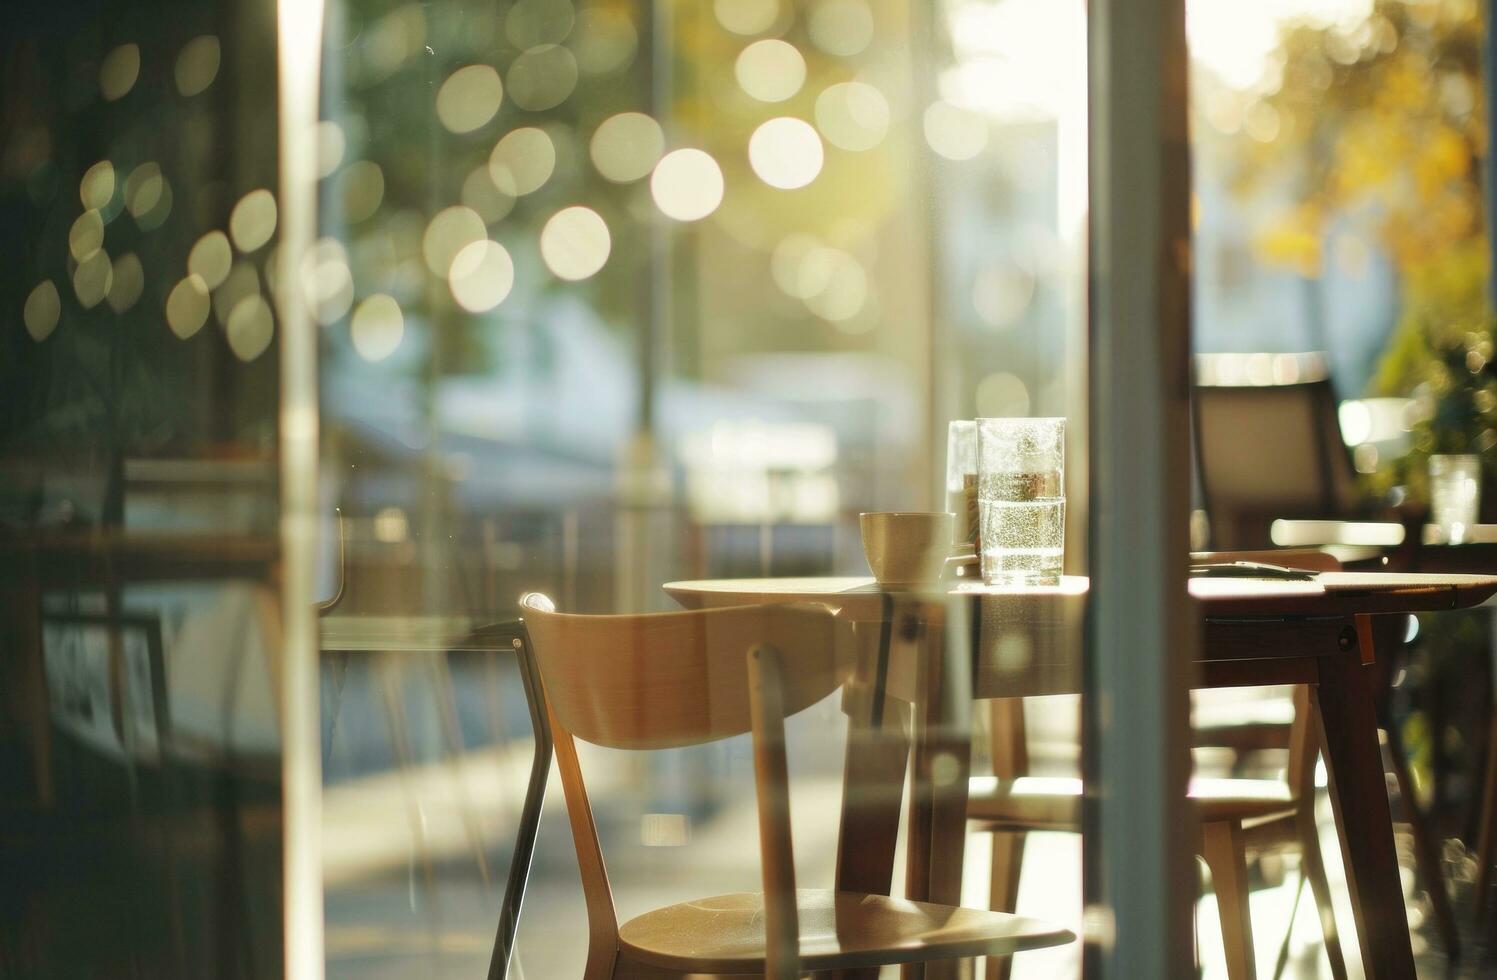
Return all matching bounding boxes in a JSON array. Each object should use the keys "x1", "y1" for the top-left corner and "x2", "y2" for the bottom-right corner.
[
  {"x1": 945, "y1": 421, "x2": 979, "y2": 548},
  {"x1": 977, "y1": 417, "x2": 1065, "y2": 586},
  {"x1": 1430, "y1": 454, "x2": 1481, "y2": 543}
]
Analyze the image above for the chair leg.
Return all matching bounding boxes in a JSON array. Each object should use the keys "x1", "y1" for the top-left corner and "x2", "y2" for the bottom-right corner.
[
  {"x1": 984, "y1": 831, "x2": 1026, "y2": 980},
  {"x1": 1473, "y1": 713, "x2": 1497, "y2": 922},
  {"x1": 1383, "y1": 715, "x2": 1460, "y2": 958},
  {"x1": 1202, "y1": 821, "x2": 1256, "y2": 980},
  {"x1": 1297, "y1": 810, "x2": 1348, "y2": 980}
]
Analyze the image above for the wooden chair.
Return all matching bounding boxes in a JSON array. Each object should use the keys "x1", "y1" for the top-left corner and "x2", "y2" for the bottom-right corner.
[
  {"x1": 970, "y1": 549, "x2": 1347, "y2": 980},
  {"x1": 971, "y1": 688, "x2": 1342, "y2": 980},
  {"x1": 516, "y1": 592, "x2": 1074, "y2": 978}
]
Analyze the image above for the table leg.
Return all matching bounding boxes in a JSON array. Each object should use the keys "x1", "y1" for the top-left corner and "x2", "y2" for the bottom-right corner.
[
  {"x1": 833, "y1": 614, "x2": 912, "y2": 980},
  {"x1": 1313, "y1": 616, "x2": 1417, "y2": 980},
  {"x1": 905, "y1": 610, "x2": 972, "y2": 980},
  {"x1": 1381, "y1": 697, "x2": 1459, "y2": 959}
]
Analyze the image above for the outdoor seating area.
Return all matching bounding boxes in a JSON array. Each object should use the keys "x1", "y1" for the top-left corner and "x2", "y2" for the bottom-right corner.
[{"x1": 10, "y1": 0, "x2": 1497, "y2": 978}]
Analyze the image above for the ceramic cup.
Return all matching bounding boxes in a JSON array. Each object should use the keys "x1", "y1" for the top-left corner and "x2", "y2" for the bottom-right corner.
[{"x1": 859, "y1": 512, "x2": 955, "y2": 589}]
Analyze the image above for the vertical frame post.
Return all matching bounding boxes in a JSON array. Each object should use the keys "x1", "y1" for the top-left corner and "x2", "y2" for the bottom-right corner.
[
  {"x1": 1082, "y1": 0, "x2": 1197, "y2": 975},
  {"x1": 277, "y1": 2, "x2": 327, "y2": 978}
]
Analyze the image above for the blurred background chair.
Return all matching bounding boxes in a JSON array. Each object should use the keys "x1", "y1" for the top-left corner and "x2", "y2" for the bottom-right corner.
[{"x1": 1195, "y1": 372, "x2": 1364, "y2": 551}]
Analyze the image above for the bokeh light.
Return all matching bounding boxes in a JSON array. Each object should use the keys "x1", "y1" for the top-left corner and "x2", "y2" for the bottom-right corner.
[
  {"x1": 771, "y1": 234, "x2": 824, "y2": 298},
  {"x1": 462, "y1": 166, "x2": 516, "y2": 223},
  {"x1": 188, "y1": 231, "x2": 233, "y2": 290},
  {"x1": 923, "y1": 101, "x2": 988, "y2": 161},
  {"x1": 72, "y1": 251, "x2": 113, "y2": 310},
  {"x1": 106, "y1": 252, "x2": 144, "y2": 313},
  {"x1": 714, "y1": 0, "x2": 780, "y2": 35},
  {"x1": 100, "y1": 43, "x2": 140, "y2": 101},
  {"x1": 175, "y1": 35, "x2": 221, "y2": 96},
  {"x1": 437, "y1": 65, "x2": 504, "y2": 134},
  {"x1": 540, "y1": 206, "x2": 612, "y2": 281},
  {"x1": 338, "y1": 161, "x2": 385, "y2": 224},
  {"x1": 735, "y1": 40, "x2": 805, "y2": 102},
  {"x1": 448, "y1": 240, "x2": 516, "y2": 312},
  {"x1": 814, "y1": 82, "x2": 889, "y2": 151},
  {"x1": 125, "y1": 162, "x2": 163, "y2": 217},
  {"x1": 489, "y1": 127, "x2": 556, "y2": 195},
  {"x1": 748, "y1": 117, "x2": 823, "y2": 189},
  {"x1": 422, "y1": 206, "x2": 488, "y2": 278},
  {"x1": 808, "y1": 0, "x2": 874, "y2": 57},
  {"x1": 69, "y1": 210, "x2": 104, "y2": 261},
  {"x1": 80, "y1": 161, "x2": 115, "y2": 211},
  {"x1": 166, "y1": 274, "x2": 211, "y2": 339},
  {"x1": 508, "y1": 45, "x2": 579, "y2": 111},
  {"x1": 507, "y1": 0, "x2": 575, "y2": 47},
  {"x1": 362, "y1": 4, "x2": 427, "y2": 82},
  {"x1": 305, "y1": 237, "x2": 355, "y2": 325},
  {"x1": 589, "y1": 112, "x2": 664, "y2": 183},
  {"x1": 317, "y1": 120, "x2": 346, "y2": 178},
  {"x1": 230, "y1": 189, "x2": 278, "y2": 252},
  {"x1": 651, "y1": 149, "x2": 724, "y2": 222},
  {"x1": 573, "y1": 9, "x2": 637, "y2": 75},
  {"x1": 976, "y1": 372, "x2": 1031, "y2": 417},
  {"x1": 226, "y1": 294, "x2": 274, "y2": 361},
  {"x1": 24, "y1": 281, "x2": 61, "y2": 341},
  {"x1": 350, "y1": 294, "x2": 405, "y2": 362},
  {"x1": 1244, "y1": 101, "x2": 1281, "y2": 142},
  {"x1": 801, "y1": 247, "x2": 868, "y2": 322},
  {"x1": 134, "y1": 180, "x2": 172, "y2": 231},
  {"x1": 213, "y1": 262, "x2": 260, "y2": 325}
]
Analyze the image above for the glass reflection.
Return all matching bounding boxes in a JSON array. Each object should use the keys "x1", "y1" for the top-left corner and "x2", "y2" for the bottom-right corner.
[{"x1": 2, "y1": 2, "x2": 283, "y2": 975}]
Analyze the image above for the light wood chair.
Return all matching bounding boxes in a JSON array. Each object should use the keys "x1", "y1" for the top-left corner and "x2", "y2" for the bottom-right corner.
[
  {"x1": 971, "y1": 688, "x2": 1343, "y2": 980},
  {"x1": 517, "y1": 592, "x2": 1075, "y2": 978},
  {"x1": 971, "y1": 549, "x2": 1348, "y2": 980}
]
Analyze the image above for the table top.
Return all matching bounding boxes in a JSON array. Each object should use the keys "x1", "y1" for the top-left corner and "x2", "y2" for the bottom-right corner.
[
  {"x1": 665, "y1": 572, "x2": 1497, "y2": 619},
  {"x1": 1272, "y1": 519, "x2": 1497, "y2": 548}
]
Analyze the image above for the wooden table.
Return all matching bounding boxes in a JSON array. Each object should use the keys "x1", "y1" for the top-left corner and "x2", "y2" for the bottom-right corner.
[{"x1": 666, "y1": 573, "x2": 1497, "y2": 980}]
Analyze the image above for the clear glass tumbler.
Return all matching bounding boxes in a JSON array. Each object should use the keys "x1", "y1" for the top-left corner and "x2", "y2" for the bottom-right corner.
[
  {"x1": 945, "y1": 420, "x2": 978, "y2": 548},
  {"x1": 977, "y1": 417, "x2": 1065, "y2": 585},
  {"x1": 1430, "y1": 454, "x2": 1481, "y2": 543}
]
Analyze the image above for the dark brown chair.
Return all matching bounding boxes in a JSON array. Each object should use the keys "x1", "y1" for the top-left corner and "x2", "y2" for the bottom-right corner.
[{"x1": 1195, "y1": 375, "x2": 1363, "y2": 549}]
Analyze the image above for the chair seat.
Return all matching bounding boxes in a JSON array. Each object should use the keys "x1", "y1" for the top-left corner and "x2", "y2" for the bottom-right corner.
[
  {"x1": 968, "y1": 776, "x2": 1296, "y2": 830},
  {"x1": 617, "y1": 888, "x2": 1073, "y2": 973}
]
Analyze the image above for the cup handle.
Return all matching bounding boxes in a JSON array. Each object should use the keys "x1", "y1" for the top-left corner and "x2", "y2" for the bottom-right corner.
[{"x1": 942, "y1": 552, "x2": 980, "y2": 581}]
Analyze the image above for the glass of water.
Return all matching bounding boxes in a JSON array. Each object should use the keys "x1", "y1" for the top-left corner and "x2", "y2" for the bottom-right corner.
[
  {"x1": 945, "y1": 421, "x2": 979, "y2": 548},
  {"x1": 977, "y1": 417, "x2": 1065, "y2": 585},
  {"x1": 1430, "y1": 454, "x2": 1482, "y2": 543}
]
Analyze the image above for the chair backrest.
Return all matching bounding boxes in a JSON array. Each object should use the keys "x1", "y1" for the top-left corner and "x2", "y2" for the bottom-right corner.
[
  {"x1": 521, "y1": 593, "x2": 853, "y2": 750},
  {"x1": 1195, "y1": 378, "x2": 1361, "y2": 548},
  {"x1": 518, "y1": 593, "x2": 855, "y2": 976}
]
